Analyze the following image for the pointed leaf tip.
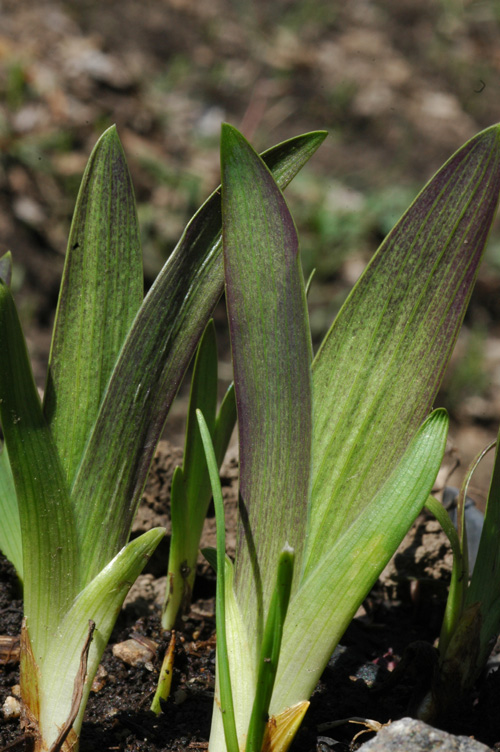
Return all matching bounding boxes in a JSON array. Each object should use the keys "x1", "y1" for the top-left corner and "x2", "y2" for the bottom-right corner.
[
  {"x1": 102, "y1": 123, "x2": 118, "y2": 137},
  {"x1": 220, "y1": 123, "x2": 250, "y2": 164},
  {"x1": 92, "y1": 124, "x2": 121, "y2": 153}
]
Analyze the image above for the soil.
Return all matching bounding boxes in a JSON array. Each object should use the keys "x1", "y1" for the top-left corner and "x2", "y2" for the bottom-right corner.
[
  {"x1": 3, "y1": 1, "x2": 500, "y2": 750},
  {"x1": 2, "y1": 443, "x2": 500, "y2": 752}
]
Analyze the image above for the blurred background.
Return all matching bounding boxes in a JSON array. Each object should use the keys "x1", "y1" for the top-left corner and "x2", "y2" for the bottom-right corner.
[{"x1": 1, "y1": 0, "x2": 500, "y2": 501}]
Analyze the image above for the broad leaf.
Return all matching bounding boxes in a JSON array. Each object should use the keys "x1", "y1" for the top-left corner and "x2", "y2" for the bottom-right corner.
[
  {"x1": 306, "y1": 124, "x2": 500, "y2": 573},
  {"x1": 0, "y1": 441, "x2": 22, "y2": 578},
  {"x1": 0, "y1": 281, "x2": 77, "y2": 658},
  {"x1": 37, "y1": 528, "x2": 164, "y2": 748},
  {"x1": 73, "y1": 129, "x2": 326, "y2": 583},
  {"x1": 271, "y1": 409, "x2": 449, "y2": 711},
  {"x1": 43, "y1": 126, "x2": 143, "y2": 487},
  {"x1": 221, "y1": 125, "x2": 312, "y2": 650}
]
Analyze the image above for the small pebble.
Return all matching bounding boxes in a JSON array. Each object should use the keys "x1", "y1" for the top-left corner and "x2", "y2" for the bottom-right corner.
[
  {"x1": 91, "y1": 664, "x2": 108, "y2": 692},
  {"x1": 112, "y1": 638, "x2": 156, "y2": 667},
  {"x1": 2, "y1": 695, "x2": 21, "y2": 719}
]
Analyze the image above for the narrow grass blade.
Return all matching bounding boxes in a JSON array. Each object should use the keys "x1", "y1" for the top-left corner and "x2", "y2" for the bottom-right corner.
[
  {"x1": 43, "y1": 126, "x2": 143, "y2": 487},
  {"x1": 221, "y1": 124, "x2": 312, "y2": 650},
  {"x1": 38, "y1": 528, "x2": 164, "y2": 748},
  {"x1": 0, "y1": 441, "x2": 22, "y2": 578},
  {"x1": 306, "y1": 124, "x2": 500, "y2": 574},
  {"x1": 0, "y1": 281, "x2": 78, "y2": 658},
  {"x1": 183, "y1": 320, "x2": 218, "y2": 509},
  {"x1": 271, "y1": 409, "x2": 448, "y2": 712},
  {"x1": 425, "y1": 494, "x2": 467, "y2": 657},
  {"x1": 197, "y1": 409, "x2": 239, "y2": 752},
  {"x1": 425, "y1": 495, "x2": 464, "y2": 567},
  {"x1": 305, "y1": 268, "x2": 315, "y2": 298},
  {"x1": 246, "y1": 545, "x2": 294, "y2": 752},
  {"x1": 213, "y1": 383, "x2": 237, "y2": 467},
  {"x1": 464, "y1": 425, "x2": 500, "y2": 673},
  {"x1": 162, "y1": 466, "x2": 190, "y2": 628},
  {"x1": 73, "y1": 130, "x2": 326, "y2": 584},
  {"x1": 163, "y1": 321, "x2": 236, "y2": 629},
  {"x1": 208, "y1": 555, "x2": 256, "y2": 752}
]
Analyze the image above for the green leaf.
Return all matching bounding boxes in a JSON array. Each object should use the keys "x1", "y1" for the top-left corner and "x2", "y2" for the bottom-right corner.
[
  {"x1": 425, "y1": 495, "x2": 464, "y2": 569},
  {"x1": 0, "y1": 281, "x2": 77, "y2": 658},
  {"x1": 0, "y1": 440, "x2": 22, "y2": 578},
  {"x1": 213, "y1": 382, "x2": 237, "y2": 466},
  {"x1": 246, "y1": 545, "x2": 294, "y2": 752},
  {"x1": 210, "y1": 555, "x2": 255, "y2": 751},
  {"x1": 201, "y1": 546, "x2": 218, "y2": 572},
  {"x1": 271, "y1": 409, "x2": 449, "y2": 712},
  {"x1": 162, "y1": 465, "x2": 190, "y2": 628},
  {"x1": 464, "y1": 426, "x2": 500, "y2": 671},
  {"x1": 306, "y1": 124, "x2": 500, "y2": 574},
  {"x1": 163, "y1": 321, "x2": 236, "y2": 630},
  {"x1": 221, "y1": 124, "x2": 313, "y2": 650},
  {"x1": 425, "y1": 494, "x2": 467, "y2": 656},
  {"x1": 183, "y1": 319, "x2": 218, "y2": 517},
  {"x1": 43, "y1": 125, "x2": 143, "y2": 487},
  {"x1": 197, "y1": 409, "x2": 239, "y2": 752},
  {"x1": 72, "y1": 129, "x2": 326, "y2": 584},
  {"x1": 37, "y1": 528, "x2": 164, "y2": 748}
]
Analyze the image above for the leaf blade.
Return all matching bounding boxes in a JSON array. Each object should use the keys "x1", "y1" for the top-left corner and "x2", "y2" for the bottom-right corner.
[
  {"x1": 72, "y1": 129, "x2": 326, "y2": 583},
  {"x1": 197, "y1": 409, "x2": 239, "y2": 752},
  {"x1": 272, "y1": 409, "x2": 449, "y2": 712},
  {"x1": 0, "y1": 441, "x2": 22, "y2": 578},
  {"x1": 306, "y1": 124, "x2": 500, "y2": 573},
  {"x1": 43, "y1": 125, "x2": 143, "y2": 487},
  {"x1": 0, "y1": 281, "x2": 77, "y2": 658},
  {"x1": 221, "y1": 124, "x2": 313, "y2": 649},
  {"x1": 39, "y1": 528, "x2": 164, "y2": 747}
]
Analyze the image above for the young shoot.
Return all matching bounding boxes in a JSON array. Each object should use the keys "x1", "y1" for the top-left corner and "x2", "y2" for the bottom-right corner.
[{"x1": 420, "y1": 436, "x2": 500, "y2": 723}]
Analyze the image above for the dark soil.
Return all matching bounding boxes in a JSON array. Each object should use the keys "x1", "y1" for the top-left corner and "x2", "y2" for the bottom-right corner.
[{"x1": 2, "y1": 446, "x2": 500, "y2": 752}]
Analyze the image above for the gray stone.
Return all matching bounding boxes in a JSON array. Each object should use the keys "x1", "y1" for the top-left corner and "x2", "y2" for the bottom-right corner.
[{"x1": 357, "y1": 718, "x2": 491, "y2": 751}]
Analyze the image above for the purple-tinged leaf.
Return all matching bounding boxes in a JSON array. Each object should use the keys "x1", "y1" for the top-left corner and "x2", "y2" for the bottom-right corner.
[
  {"x1": 221, "y1": 124, "x2": 312, "y2": 649},
  {"x1": 305, "y1": 124, "x2": 500, "y2": 574},
  {"x1": 71, "y1": 129, "x2": 326, "y2": 584}
]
